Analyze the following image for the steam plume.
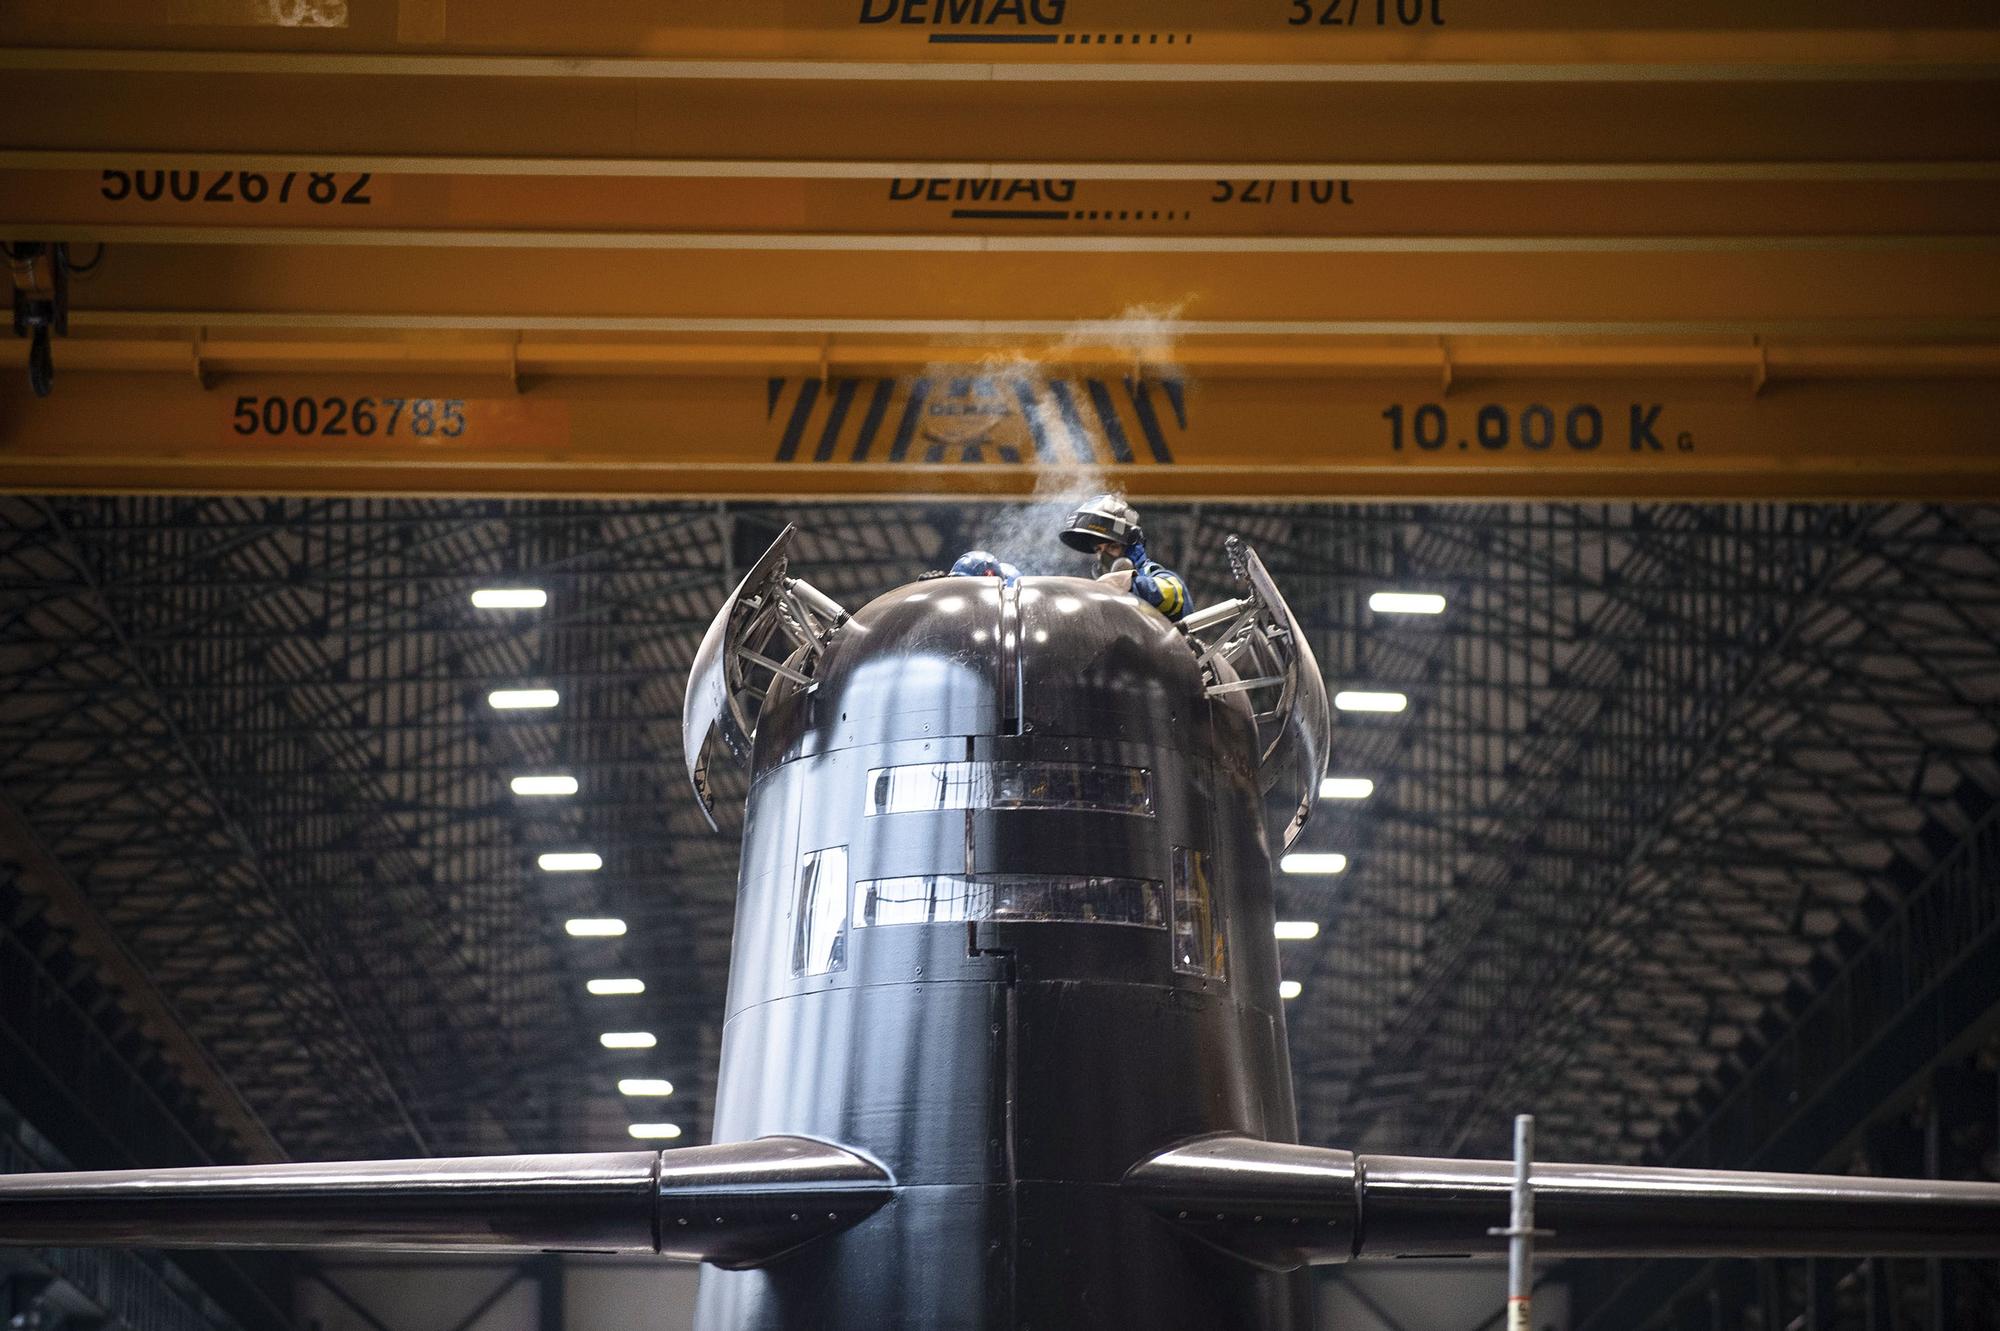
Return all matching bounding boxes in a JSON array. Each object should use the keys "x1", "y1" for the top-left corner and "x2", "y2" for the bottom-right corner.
[{"x1": 946, "y1": 303, "x2": 1188, "y2": 574}]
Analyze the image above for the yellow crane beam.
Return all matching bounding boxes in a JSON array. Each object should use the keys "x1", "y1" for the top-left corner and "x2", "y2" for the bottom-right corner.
[
  {"x1": 7, "y1": 174, "x2": 1999, "y2": 245},
  {"x1": 5, "y1": 59, "x2": 1996, "y2": 181},
  {"x1": 5, "y1": 337, "x2": 1997, "y2": 501},
  {"x1": 29, "y1": 242, "x2": 2000, "y2": 334},
  {"x1": 1, "y1": 2, "x2": 1994, "y2": 501},
  {"x1": 3, "y1": 0, "x2": 1996, "y2": 66}
]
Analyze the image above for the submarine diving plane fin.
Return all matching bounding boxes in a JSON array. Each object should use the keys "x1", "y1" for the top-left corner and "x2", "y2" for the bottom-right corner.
[
  {"x1": 1127, "y1": 1134, "x2": 2000, "y2": 1271},
  {"x1": 683, "y1": 524, "x2": 848, "y2": 829},
  {"x1": 9, "y1": 1131, "x2": 2000, "y2": 1273},
  {"x1": 1181, "y1": 536, "x2": 1332, "y2": 850},
  {"x1": 0, "y1": 1136, "x2": 890, "y2": 1269}
]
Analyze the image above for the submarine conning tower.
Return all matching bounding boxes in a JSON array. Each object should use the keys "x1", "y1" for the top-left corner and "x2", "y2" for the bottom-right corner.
[{"x1": 697, "y1": 573, "x2": 1315, "y2": 1330}]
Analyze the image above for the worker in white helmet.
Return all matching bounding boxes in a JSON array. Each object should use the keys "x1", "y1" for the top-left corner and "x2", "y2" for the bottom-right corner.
[{"x1": 1057, "y1": 494, "x2": 1188, "y2": 622}]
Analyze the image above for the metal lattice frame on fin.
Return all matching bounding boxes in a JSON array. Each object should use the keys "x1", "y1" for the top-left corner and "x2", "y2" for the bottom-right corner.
[
  {"x1": 684, "y1": 526, "x2": 848, "y2": 828},
  {"x1": 1182, "y1": 537, "x2": 1331, "y2": 850}
]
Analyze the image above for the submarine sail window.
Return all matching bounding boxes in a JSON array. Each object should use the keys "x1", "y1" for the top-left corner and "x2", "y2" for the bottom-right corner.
[
  {"x1": 864, "y1": 761, "x2": 1153, "y2": 817},
  {"x1": 1170, "y1": 848, "x2": 1226, "y2": 979},
  {"x1": 791, "y1": 846, "x2": 849, "y2": 977},
  {"x1": 852, "y1": 873, "x2": 1165, "y2": 929}
]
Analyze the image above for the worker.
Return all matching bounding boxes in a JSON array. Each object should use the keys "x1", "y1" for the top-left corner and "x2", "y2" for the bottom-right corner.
[
  {"x1": 950, "y1": 549, "x2": 1021, "y2": 585},
  {"x1": 1057, "y1": 494, "x2": 1188, "y2": 622}
]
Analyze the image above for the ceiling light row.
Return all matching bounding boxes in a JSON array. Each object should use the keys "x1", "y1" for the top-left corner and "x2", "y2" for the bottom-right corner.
[
  {"x1": 1329, "y1": 591, "x2": 1441, "y2": 725},
  {"x1": 1293, "y1": 592, "x2": 1449, "y2": 993},
  {"x1": 477, "y1": 586, "x2": 678, "y2": 1140}
]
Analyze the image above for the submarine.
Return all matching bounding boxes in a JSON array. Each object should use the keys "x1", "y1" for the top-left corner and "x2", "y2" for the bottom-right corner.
[{"x1": 4, "y1": 525, "x2": 2000, "y2": 1331}]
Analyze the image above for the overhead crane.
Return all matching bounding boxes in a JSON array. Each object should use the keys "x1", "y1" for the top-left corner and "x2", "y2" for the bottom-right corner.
[{"x1": 1, "y1": 0, "x2": 1996, "y2": 500}]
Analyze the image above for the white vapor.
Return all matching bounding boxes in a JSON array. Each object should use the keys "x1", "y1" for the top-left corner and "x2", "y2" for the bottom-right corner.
[{"x1": 945, "y1": 303, "x2": 1189, "y2": 574}]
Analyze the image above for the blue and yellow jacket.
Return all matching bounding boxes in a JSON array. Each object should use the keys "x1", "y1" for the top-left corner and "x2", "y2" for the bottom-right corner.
[{"x1": 1125, "y1": 541, "x2": 1188, "y2": 622}]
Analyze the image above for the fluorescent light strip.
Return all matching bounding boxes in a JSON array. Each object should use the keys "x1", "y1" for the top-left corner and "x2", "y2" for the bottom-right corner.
[
  {"x1": 1334, "y1": 690, "x2": 1408, "y2": 713},
  {"x1": 1281, "y1": 852, "x2": 1347, "y2": 875},
  {"x1": 600, "y1": 1031, "x2": 657, "y2": 1049},
  {"x1": 1320, "y1": 776, "x2": 1375, "y2": 799},
  {"x1": 488, "y1": 688, "x2": 559, "y2": 710},
  {"x1": 471, "y1": 588, "x2": 548, "y2": 609},
  {"x1": 628, "y1": 1123, "x2": 682, "y2": 1140},
  {"x1": 564, "y1": 917, "x2": 626, "y2": 937},
  {"x1": 511, "y1": 774, "x2": 578, "y2": 796},
  {"x1": 1369, "y1": 591, "x2": 1447, "y2": 615},
  {"x1": 587, "y1": 978, "x2": 645, "y2": 996},
  {"x1": 618, "y1": 1079, "x2": 674, "y2": 1097},
  {"x1": 1274, "y1": 920, "x2": 1321, "y2": 941},
  {"x1": 1279, "y1": 980, "x2": 1303, "y2": 1000},
  {"x1": 539, "y1": 851, "x2": 602, "y2": 872}
]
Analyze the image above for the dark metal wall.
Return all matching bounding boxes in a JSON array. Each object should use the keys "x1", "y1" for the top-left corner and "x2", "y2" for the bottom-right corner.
[{"x1": 0, "y1": 498, "x2": 1993, "y2": 1329}]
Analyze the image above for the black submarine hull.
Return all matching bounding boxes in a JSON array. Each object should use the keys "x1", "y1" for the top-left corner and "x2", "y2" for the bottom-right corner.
[{"x1": 698, "y1": 575, "x2": 1314, "y2": 1329}]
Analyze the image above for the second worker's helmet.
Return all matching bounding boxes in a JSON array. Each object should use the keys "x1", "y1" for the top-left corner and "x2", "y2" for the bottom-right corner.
[
  {"x1": 1058, "y1": 494, "x2": 1143, "y2": 554},
  {"x1": 950, "y1": 550, "x2": 1005, "y2": 577}
]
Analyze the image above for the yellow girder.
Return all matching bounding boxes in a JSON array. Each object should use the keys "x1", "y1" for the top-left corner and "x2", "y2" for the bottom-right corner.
[{"x1": 0, "y1": 0, "x2": 1994, "y2": 500}]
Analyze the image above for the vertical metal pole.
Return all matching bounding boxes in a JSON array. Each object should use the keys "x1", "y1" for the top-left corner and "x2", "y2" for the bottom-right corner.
[
  {"x1": 1507, "y1": 1114, "x2": 1535, "y2": 1331},
  {"x1": 536, "y1": 1254, "x2": 564, "y2": 1331},
  {"x1": 1806, "y1": 1256, "x2": 1837, "y2": 1331},
  {"x1": 1759, "y1": 1260, "x2": 1783, "y2": 1331},
  {"x1": 1925, "y1": 1089, "x2": 1946, "y2": 1331},
  {"x1": 1865, "y1": 1258, "x2": 1895, "y2": 1331},
  {"x1": 1487, "y1": 1113, "x2": 1550, "y2": 1331}
]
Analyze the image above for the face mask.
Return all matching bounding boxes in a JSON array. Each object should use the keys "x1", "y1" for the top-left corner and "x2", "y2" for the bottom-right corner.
[{"x1": 1096, "y1": 548, "x2": 1130, "y2": 576}]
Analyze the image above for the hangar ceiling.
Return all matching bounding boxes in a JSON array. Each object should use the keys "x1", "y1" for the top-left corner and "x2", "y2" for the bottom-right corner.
[{"x1": 1, "y1": 496, "x2": 1994, "y2": 1179}]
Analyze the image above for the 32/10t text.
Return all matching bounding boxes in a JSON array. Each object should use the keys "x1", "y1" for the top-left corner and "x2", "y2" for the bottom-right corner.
[
  {"x1": 1289, "y1": 0, "x2": 1442, "y2": 25},
  {"x1": 1382, "y1": 403, "x2": 1692, "y2": 453}
]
